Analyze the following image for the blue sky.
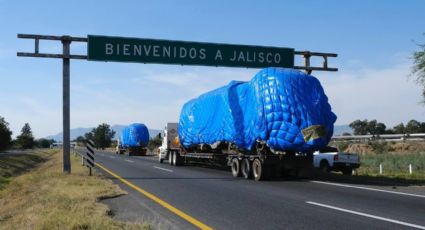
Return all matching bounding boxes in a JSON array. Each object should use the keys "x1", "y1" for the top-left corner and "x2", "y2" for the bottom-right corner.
[{"x1": 0, "y1": 0, "x2": 424, "y2": 138}]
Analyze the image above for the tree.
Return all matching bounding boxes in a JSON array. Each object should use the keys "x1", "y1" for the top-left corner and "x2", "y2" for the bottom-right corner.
[
  {"x1": 405, "y1": 119, "x2": 424, "y2": 133},
  {"x1": 147, "y1": 133, "x2": 162, "y2": 152},
  {"x1": 88, "y1": 123, "x2": 115, "y2": 149},
  {"x1": 392, "y1": 123, "x2": 405, "y2": 134},
  {"x1": 349, "y1": 120, "x2": 369, "y2": 135},
  {"x1": 367, "y1": 120, "x2": 386, "y2": 135},
  {"x1": 84, "y1": 130, "x2": 94, "y2": 141},
  {"x1": 349, "y1": 119, "x2": 387, "y2": 135},
  {"x1": 0, "y1": 116, "x2": 12, "y2": 151},
  {"x1": 16, "y1": 123, "x2": 35, "y2": 149},
  {"x1": 74, "y1": 136, "x2": 85, "y2": 143},
  {"x1": 36, "y1": 138, "x2": 55, "y2": 148},
  {"x1": 411, "y1": 34, "x2": 425, "y2": 103}
]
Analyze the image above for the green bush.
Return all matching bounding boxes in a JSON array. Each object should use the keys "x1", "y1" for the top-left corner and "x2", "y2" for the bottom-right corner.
[{"x1": 369, "y1": 141, "x2": 390, "y2": 154}]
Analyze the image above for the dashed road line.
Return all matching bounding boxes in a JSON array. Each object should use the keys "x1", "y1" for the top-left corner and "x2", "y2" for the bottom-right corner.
[
  {"x1": 154, "y1": 166, "x2": 174, "y2": 172},
  {"x1": 306, "y1": 201, "x2": 425, "y2": 229}
]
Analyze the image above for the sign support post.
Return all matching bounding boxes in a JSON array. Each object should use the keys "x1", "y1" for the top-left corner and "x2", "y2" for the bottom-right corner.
[
  {"x1": 62, "y1": 36, "x2": 71, "y2": 173},
  {"x1": 17, "y1": 34, "x2": 87, "y2": 174}
]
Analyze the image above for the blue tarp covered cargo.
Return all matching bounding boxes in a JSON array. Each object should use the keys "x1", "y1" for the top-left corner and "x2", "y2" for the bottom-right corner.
[
  {"x1": 119, "y1": 123, "x2": 150, "y2": 148},
  {"x1": 178, "y1": 68, "x2": 337, "y2": 152}
]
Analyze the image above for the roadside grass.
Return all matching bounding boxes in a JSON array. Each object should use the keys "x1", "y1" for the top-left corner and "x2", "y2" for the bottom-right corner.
[
  {"x1": 0, "y1": 149, "x2": 54, "y2": 190},
  {"x1": 356, "y1": 152, "x2": 425, "y2": 179},
  {"x1": 0, "y1": 149, "x2": 149, "y2": 230}
]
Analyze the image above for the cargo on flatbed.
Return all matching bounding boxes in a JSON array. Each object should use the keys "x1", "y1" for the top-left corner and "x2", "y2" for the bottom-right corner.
[
  {"x1": 159, "y1": 67, "x2": 337, "y2": 181},
  {"x1": 117, "y1": 123, "x2": 149, "y2": 156}
]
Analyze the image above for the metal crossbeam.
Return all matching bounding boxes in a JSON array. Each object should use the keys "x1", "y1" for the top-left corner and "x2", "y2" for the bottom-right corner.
[
  {"x1": 17, "y1": 52, "x2": 87, "y2": 59},
  {"x1": 17, "y1": 34, "x2": 87, "y2": 42},
  {"x1": 17, "y1": 34, "x2": 88, "y2": 60},
  {"x1": 294, "y1": 51, "x2": 338, "y2": 73}
]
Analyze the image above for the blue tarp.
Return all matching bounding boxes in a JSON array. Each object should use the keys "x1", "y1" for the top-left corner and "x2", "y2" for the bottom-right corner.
[
  {"x1": 119, "y1": 123, "x2": 150, "y2": 148},
  {"x1": 178, "y1": 68, "x2": 337, "y2": 152}
]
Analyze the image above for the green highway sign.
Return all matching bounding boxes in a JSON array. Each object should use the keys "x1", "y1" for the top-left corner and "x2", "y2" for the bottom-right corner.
[{"x1": 87, "y1": 35, "x2": 294, "y2": 68}]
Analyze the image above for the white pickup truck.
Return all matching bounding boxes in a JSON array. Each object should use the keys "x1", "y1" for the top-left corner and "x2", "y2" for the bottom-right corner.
[{"x1": 313, "y1": 147, "x2": 360, "y2": 176}]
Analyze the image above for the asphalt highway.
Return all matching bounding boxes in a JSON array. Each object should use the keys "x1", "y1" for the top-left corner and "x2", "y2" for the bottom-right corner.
[{"x1": 77, "y1": 148, "x2": 425, "y2": 230}]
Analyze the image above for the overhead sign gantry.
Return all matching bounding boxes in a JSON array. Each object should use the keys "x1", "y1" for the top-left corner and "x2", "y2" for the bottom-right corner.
[{"x1": 17, "y1": 33, "x2": 338, "y2": 173}]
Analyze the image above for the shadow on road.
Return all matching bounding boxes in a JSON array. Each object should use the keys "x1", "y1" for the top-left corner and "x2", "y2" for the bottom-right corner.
[
  {"x1": 95, "y1": 153, "x2": 425, "y2": 187},
  {"x1": 183, "y1": 163, "x2": 425, "y2": 186},
  {"x1": 106, "y1": 176, "x2": 236, "y2": 181}
]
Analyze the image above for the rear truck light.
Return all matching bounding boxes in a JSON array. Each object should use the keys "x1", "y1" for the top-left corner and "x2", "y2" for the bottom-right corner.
[{"x1": 333, "y1": 154, "x2": 339, "y2": 161}]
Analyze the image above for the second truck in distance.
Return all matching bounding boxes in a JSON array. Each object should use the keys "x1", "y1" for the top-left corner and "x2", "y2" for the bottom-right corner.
[{"x1": 117, "y1": 123, "x2": 150, "y2": 156}]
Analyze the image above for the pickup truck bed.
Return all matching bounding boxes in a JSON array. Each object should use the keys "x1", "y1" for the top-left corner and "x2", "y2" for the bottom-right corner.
[{"x1": 313, "y1": 147, "x2": 360, "y2": 175}]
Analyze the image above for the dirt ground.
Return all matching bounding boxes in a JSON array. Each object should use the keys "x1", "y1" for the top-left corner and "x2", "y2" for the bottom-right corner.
[{"x1": 340, "y1": 141, "x2": 425, "y2": 154}]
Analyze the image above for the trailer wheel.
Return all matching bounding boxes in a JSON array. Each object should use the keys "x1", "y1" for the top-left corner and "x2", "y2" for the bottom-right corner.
[
  {"x1": 231, "y1": 158, "x2": 241, "y2": 177},
  {"x1": 241, "y1": 158, "x2": 252, "y2": 179},
  {"x1": 253, "y1": 158, "x2": 266, "y2": 181},
  {"x1": 173, "y1": 152, "x2": 182, "y2": 166},
  {"x1": 168, "y1": 152, "x2": 174, "y2": 165},
  {"x1": 172, "y1": 152, "x2": 177, "y2": 166}
]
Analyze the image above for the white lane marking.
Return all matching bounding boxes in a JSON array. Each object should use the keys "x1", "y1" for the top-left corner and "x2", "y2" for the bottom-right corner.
[
  {"x1": 306, "y1": 201, "x2": 425, "y2": 229},
  {"x1": 311, "y1": 180, "x2": 425, "y2": 199},
  {"x1": 109, "y1": 156, "x2": 115, "y2": 159},
  {"x1": 154, "y1": 166, "x2": 173, "y2": 173},
  {"x1": 125, "y1": 159, "x2": 134, "y2": 163}
]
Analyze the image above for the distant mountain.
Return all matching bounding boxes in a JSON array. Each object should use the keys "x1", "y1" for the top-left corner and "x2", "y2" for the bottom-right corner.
[
  {"x1": 45, "y1": 124, "x2": 162, "y2": 142},
  {"x1": 333, "y1": 125, "x2": 352, "y2": 136}
]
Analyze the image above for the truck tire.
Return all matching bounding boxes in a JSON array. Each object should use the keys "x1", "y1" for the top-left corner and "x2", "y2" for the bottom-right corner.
[
  {"x1": 320, "y1": 160, "x2": 330, "y2": 173},
  {"x1": 231, "y1": 158, "x2": 241, "y2": 177},
  {"x1": 172, "y1": 152, "x2": 177, "y2": 166},
  {"x1": 169, "y1": 152, "x2": 174, "y2": 165},
  {"x1": 159, "y1": 156, "x2": 164, "y2": 164},
  {"x1": 241, "y1": 158, "x2": 252, "y2": 179},
  {"x1": 253, "y1": 158, "x2": 268, "y2": 181},
  {"x1": 342, "y1": 169, "x2": 353, "y2": 176},
  {"x1": 173, "y1": 152, "x2": 182, "y2": 166}
]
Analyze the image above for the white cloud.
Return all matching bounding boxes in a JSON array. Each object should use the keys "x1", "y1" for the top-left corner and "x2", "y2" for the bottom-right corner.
[{"x1": 318, "y1": 62, "x2": 425, "y2": 127}]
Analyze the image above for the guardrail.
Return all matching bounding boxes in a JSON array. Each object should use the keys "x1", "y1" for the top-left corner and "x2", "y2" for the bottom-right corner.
[{"x1": 331, "y1": 133, "x2": 425, "y2": 142}]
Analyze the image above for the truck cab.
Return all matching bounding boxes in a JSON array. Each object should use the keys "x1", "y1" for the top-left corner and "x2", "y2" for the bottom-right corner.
[
  {"x1": 115, "y1": 139, "x2": 125, "y2": 154},
  {"x1": 158, "y1": 122, "x2": 179, "y2": 163}
]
